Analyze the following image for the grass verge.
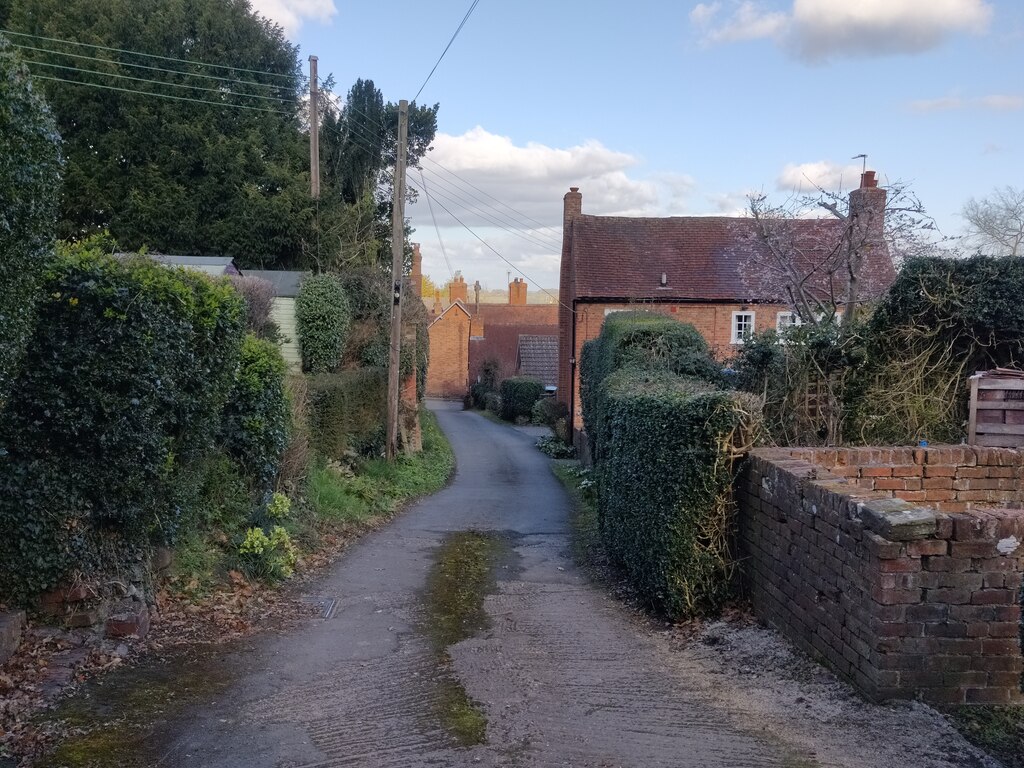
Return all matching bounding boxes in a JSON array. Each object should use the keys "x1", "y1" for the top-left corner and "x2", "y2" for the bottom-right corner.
[
  {"x1": 948, "y1": 705, "x2": 1024, "y2": 767},
  {"x1": 305, "y1": 407, "x2": 454, "y2": 525},
  {"x1": 169, "y1": 408, "x2": 454, "y2": 593},
  {"x1": 551, "y1": 463, "x2": 604, "y2": 571}
]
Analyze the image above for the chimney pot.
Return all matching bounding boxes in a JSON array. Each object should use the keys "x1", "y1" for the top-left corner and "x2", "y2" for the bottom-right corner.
[
  {"x1": 860, "y1": 170, "x2": 878, "y2": 189},
  {"x1": 570, "y1": 186, "x2": 579, "y2": 193}
]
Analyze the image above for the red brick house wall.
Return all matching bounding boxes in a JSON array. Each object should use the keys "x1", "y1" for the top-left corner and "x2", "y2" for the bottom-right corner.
[
  {"x1": 425, "y1": 303, "x2": 471, "y2": 398},
  {"x1": 427, "y1": 296, "x2": 558, "y2": 399}
]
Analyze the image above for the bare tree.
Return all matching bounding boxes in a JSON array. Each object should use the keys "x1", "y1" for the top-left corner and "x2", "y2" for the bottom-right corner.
[
  {"x1": 744, "y1": 177, "x2": 937, "y2": 327},
  {"x1": 961, "y1": 185, "x2": 1024, "y2": 256}
]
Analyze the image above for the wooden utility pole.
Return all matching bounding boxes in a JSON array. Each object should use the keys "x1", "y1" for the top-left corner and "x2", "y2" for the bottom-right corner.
[
  {"x1": 308, "y1": 55, "x2": 320, "y2": 199},
  {"x1": 386, "y1": 99, "x2": 409, "y2": 460}
]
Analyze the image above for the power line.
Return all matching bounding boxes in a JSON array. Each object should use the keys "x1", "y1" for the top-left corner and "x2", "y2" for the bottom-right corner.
[
  {"x1": 417, "y1": 167, "x2": 455, "y2": 283},
  {"x1": 338, "y1": 98, "x2": 566, "y2": 242},
  {"x1": 11, "y1": 42, "x2": 293, "y2": 92},
  {"x1": 319, "y1": 110, "x2": 562, "y2": 251},
  {"x1": 26, "y1": 60, "x2": 294, "y2": 103},
  {"x1": 31, "y1": 74, "x2": 295, "y2": 115},
  {"x1": 336, "y1": 99, "x2": 564, "y2": 245},
  {"x1": 413, "y1": 0, "x2": 480, "y2": 102},
  {"x1": 409, "y1": 178, "x2": 571, "y2": 311},
  {"x1": 418, "y1": 167, "x2": 563, "y2": 252},
  {"x1": 421, "y1": 155, "x2": 563, "y2": 241},
  {"x1": 0, "y1": 28, "x2": 295, "y2": 80},
  {"x1": 417, "y1": 162, "x2": 562, "y2": 245}
]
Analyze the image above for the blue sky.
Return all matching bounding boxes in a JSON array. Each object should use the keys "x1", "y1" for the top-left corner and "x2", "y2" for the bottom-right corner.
[{"x1": 258, "y1": 0, "x2": 1024, "y2": 290}]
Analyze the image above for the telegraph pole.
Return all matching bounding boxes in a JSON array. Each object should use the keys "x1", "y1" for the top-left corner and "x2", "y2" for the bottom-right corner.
[
  {"x1": 308, "y1": 55, "x2": 320, "y2": 199},
  {"x1": 386, "y1": 99, "x2": 409, "y2": 460}
]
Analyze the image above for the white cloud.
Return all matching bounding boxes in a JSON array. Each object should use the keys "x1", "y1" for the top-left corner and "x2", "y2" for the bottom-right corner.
[
  {"x1": 695, "y1": 1, "x2": 788, "y2": 44},
  {"x1": 249, "y1": 0, "x2": 336, "y2": 35},
  {"x1": 776, "y1": 160, "x2": 863, "y2": 192},
  {"x1": 411, "y1": 127, "x2": 663, "y2": 229},
  {"x1": 909, "y1": 93, "x2": 1024, "y2": 112},
  {"x1": 690, "y1": 0, "x2": 992, "y2": 61},
  {"x1": 408, "y1": 127, "x2": 696, "y2": 288}
]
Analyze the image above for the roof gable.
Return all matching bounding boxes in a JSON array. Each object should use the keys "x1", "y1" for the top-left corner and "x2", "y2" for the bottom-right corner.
[{"x1": 430, "y1": 299, "x2": 472, "y2": 327}]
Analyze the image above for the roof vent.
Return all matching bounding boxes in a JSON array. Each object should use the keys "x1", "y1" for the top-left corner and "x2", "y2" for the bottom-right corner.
[{"x1": 660, "y1": 272, "x2": 668, "y2": 287}]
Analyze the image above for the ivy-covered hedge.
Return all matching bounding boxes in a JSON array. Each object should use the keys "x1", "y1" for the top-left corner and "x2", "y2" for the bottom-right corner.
[
  {"x1": 499, "y1": 376, "x2": 544, "y2": 422},
  {"x1": 306, "y1": 369, "x2": 387, "y2": 460},
  {"x1": 0, "y1": 38, "x2": 63, "y2": 406},
  {"x1": 852, "y1": 257, "x2": 1024, "y2": 446},
  {"x1": 0, "y1": 247, "x2": 245, "y2": 601},
  {"x1": 599, "y1": 370, "x2": 759, "y2": 617},
  {"x1": 581, "y1": 312, "x2": 722, "y2": 462},
  {"x1": 296, "y1": 273, "x2": 351, "y2": 374},
  {"x1": 218, "y1": 334, "x2": 290, "y2": 493}
]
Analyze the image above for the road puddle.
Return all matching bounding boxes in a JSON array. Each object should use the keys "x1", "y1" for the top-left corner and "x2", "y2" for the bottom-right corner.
[
  {"x1": 419, "y1": 530, "x2": 516, "y2": 747},
  {"x1": 34, "y1": 646, "x2": 239, "y2": 767}
]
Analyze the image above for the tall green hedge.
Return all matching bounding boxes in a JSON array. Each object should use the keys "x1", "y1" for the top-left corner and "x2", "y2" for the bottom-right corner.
[
  {"x1": 0, "y1": 37, "x2": 63, "y2": 407},
  {"x1": 499, "y1": 376, "x2": 543, "y2": 422},
  {"x1": 580, "y1": 312, "x2": 722, "y2": 462},
  {"x1": 296, "y1": 273, "x2": 351, "y2": 374},
  {"x1": 0, "y1": 247, "x2": 245, "y2": 601},
  {"x1": 306, "y1": 369, "x2": 387, "y2": 460},
  {"x1": 600, "y1": 370, "x2": 759, "y2": 617},
  {"x1": 218, "y1": 334, "x2": 290, "y2": 493}
]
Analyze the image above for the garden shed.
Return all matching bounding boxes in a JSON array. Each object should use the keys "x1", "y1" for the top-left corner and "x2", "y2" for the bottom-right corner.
[{"x1": 243, "y1": 270, "x2": 308, "y2": 370}]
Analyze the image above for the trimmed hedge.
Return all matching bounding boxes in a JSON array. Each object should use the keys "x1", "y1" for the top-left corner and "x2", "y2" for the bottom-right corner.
[
  {"x1": 306, "y1": 369, "x2": 387, "y2": 460},
  {"x1": 600, "y1": 370, "x2": 759, "y2": 617},
  {"x1": 580, "y1": 312, "x2": 722, "y2": 463},
  {"x1": 296, "y1": 273, "x2": 351, "y2": 373},
  {"x1": 0, "y1": 247, "x2": 245, "y2": 601},
  {"x1": 218, "y1": 334, "x2": 290, "y2": 493},
  {"x1": 499, "y1": 376, "x2": 543, "y2": 422},
  {"x1": 0, "y1": 38, "x2": 63, "y2": 406}
]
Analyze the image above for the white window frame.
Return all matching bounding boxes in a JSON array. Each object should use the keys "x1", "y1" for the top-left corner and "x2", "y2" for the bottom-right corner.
[
  {"x1": 776, "y1": 311, "x2": 803, "y2": 332},
  {"x1": 731, "y1": 311, "x2": 755, "y2": 344}
]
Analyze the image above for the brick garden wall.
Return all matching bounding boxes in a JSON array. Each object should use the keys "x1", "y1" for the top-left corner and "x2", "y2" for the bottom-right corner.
[{"x1": 738, "y1": 446, "x2": 1024, "y2": 705}]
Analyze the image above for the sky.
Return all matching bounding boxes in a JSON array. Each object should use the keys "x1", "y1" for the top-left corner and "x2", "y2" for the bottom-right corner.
[{"x1": 253, "y1": 0, "x2": 1023, "y2": 292}]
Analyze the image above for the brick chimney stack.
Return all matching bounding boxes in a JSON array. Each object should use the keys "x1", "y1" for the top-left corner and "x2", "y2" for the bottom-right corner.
[
  {"x1": 509, "y1": 277, "x2": 528, "y2": 305},
  {"x1": 410, "y1": 243, "x2": 422, "y2": 298},
  {"x1": 848, "y1": 169, "x2": 887, "y2": 253},
  {"x1": 449, "y1": 273, "x2": 468, "y2": 304},
  {"x1": 432, "y1": 290, "x2": 442, "y2": 316},
  {"x1": 558, "y1": 186, "x2": 583, "y2": 417}
]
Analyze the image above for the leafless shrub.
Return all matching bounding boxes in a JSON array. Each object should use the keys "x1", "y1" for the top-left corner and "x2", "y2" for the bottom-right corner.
[{"x1": 230, "y1": 275, "x2": 276, "y2": 334}]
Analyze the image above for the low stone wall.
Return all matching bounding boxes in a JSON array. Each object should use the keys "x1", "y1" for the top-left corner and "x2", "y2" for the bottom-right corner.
[{"x1": 737, "y1": 446, "x2": 1024, "y2": 705}]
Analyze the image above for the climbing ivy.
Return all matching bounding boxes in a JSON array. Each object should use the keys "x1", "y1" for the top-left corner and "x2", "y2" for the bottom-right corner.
[
  {"x1": 0, "y1": 36, "x2": 63, "y2": 407},
  {"x1": 296, "y1": 274, "x2": 351, "y2": 374},
  {"x1": 0, "y1": 245, "x2": 244, "y2": 601},
  {"x1": 599, "y1": 370, "x2": 758, "y2": 617}
]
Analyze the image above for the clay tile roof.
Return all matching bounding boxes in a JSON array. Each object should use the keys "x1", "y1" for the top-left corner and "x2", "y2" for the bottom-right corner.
[
  {"x1": 569, "y1": 214, "x2": 896, "y2": 304},
  {"x1": 516, "y1": 335, "x2": 558, "y2": 387}
]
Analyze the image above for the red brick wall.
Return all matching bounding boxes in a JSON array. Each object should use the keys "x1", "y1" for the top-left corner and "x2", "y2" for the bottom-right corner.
[
  {"x1": 568, "y1": 301, "x2": 791, "y2": 431},
  {"x1": 425, "y1": 308, "x2": 470, "y2": 398},
  {"x1": 738, "y1": 446, "x2": 1024, "y2": 705}
]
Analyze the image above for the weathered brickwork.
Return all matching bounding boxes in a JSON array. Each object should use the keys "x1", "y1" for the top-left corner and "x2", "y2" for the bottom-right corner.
[
  {"x1": 425, "y1": 304, "x2": 471, "y2": 398},
  {"x1": 738, "y1": 445, "x2": 1024, "y2": 705}
]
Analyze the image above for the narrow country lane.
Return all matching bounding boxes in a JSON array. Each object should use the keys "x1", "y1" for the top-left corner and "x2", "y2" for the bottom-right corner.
[
  {"x1": 68, "y1": 401, "x2": 990, "y2": 768},
  {"x1": 138, "y1": 400, "x2": 789, "y2": 767}
]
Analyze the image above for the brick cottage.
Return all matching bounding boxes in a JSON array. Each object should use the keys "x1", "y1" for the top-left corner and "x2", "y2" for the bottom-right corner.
[{"x1": 556, "y1": 174, "x2": 897, "y2": 441}]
